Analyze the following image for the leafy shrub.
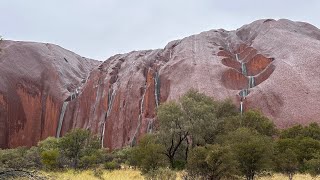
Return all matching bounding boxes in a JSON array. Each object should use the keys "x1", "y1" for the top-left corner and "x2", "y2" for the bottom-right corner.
[
  {"x1": 187, "y1": 144, "x2": 238, "y2": 180},
  {"x1": 0, "y1": 147, "x2": 31, "y2": 169},
  {"x1": 127, "y1": 134, "x2": 168, "y2": 173},
  {"x1": 104, "y1": 161, "x2": 120, "y2": 170},
  {"x1": 144, "y1": 168, "x2": 177, "y2": 180},
  {"x1": 41, "y1": 149, "x2": 60, "y2": 170}
]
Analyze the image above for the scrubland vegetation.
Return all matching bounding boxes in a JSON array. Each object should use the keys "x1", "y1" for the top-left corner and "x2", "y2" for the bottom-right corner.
[{"x1": 1, "y1": 90, "x2": 320, "y2": 180}]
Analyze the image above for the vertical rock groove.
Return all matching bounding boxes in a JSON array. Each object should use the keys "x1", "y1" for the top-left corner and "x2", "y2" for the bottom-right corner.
[{"x1": 56, "y1": 101, "x2": 69, "y2": 138}]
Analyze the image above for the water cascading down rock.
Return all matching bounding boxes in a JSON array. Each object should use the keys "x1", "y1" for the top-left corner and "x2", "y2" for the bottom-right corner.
[{"x1": 218, "y1": 44, "x2": 275, "y2": 114}]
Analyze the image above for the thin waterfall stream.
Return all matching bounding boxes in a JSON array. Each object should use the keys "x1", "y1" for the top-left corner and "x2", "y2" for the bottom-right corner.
[
  {"x1": 101, "y1": 88, "x2": 117, "y2": 148},
  {"x1": 56, "y1": 101, "x2": 69, "y2": 138},
  {"x1": 154, "y1": 71, "x2": 160, "y2": 107},
  {"x1": 131, "y1": 78, "x2": 148, "y2": 146}
]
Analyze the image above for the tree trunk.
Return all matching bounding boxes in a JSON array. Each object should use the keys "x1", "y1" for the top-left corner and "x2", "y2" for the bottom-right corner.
[
  {"x1": 288, "y1": 173, "x2": 293, "y2": 180},
  {"x1": 185, "y1": 137, "x2": 190, "y2": 162},
  {"x1": 169, "y1": 156, "x2": 174, "y2": 168},
  {"x1": 246, "y1": 173, "x2": 254, "y2": 180}
]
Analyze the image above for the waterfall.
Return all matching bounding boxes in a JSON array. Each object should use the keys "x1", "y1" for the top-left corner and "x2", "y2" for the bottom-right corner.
[
  {"x1": 235, "y1": 54, "x2": 240, "y2": 61},
  {"x1": 240, "y1": 101, "x2": 244, "y2": 115},
  {"x1": 131, "y1": 82, "x2": 148, "y2": 146},
  {"x1": 154, "y1": 72, "x2": 160, "y2": 107},
  {"x1": 248, "y1": 76, "x2": 255, "y2": 88},
  {"x1": 101, "y1": 88, "x2": 117, "y2": 148},
  {"x1": 147, "y1": 119, "x2": 154, "y2": 133},
  {"x1": 239, "y1": 89, "x2": 249, "y2": 97},
  {"x1": 56, "y1": 101, "x2": 69, "y2": 138},
  {"x1": 241, "y1": 62, "x2": 247, "y2": 75}
]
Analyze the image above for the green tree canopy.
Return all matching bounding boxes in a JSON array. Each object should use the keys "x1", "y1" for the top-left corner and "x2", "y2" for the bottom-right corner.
[
  {"x1": 222, "y1": 128, "x2": 274, "y2": 180},
  {"x1": 221, "y1": 110, "x2": 277, "y2": 137},
  {"x1": 187, "y1": 144, "x2": 238, "y2": 180}
]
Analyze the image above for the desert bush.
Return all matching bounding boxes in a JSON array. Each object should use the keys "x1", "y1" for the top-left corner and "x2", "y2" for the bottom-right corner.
[
  {"x1": 41, "y1": 149, "x2": 60, "y2": 170},
  {"x1": 0, "y1": 147, "x2": 30, "y2": 169},
  {"x1": 144, "y1": 168, "x2": 177, "y2": 180},
  {"x1": 187, "y1": 144, "x2": 238, "y2": 180},
  {"x1": 104, "y1": 161, "x2": 121, "y2": 170}
]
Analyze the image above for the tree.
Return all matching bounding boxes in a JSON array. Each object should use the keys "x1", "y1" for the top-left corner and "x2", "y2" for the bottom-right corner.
[
  {"x1": 41, "y1": 149, "x2": 59, "y2": 170},
  {"x1": 295, "y1": 137, "x2": 320, "y2": 171},
  {"x1": 157, "y1": 90, "x2": 235, "y2": 168},
  {"x1": 179, "y1": 89, "x2": 219, "y2": 146},
  {"x1": 306, "y1": 153, "x2": 320, "y2": 178},
  {"x1": 157, "y1": 101, "x2": 189, "y2": 168},
  {"x1": 58, "y1": 128, "x2": 99, "y2": 168},
  {"x1": 221, "y1": 110, "x2": 277, "y2": 137},
  {"x1": 223, "y1": 128, "x2": 274, "y2": 180},
  {"x1": 127, "y1": 134, "x2": 167, "y2": 173},
  {"x1": 281, "y1": 123, "x2": 320, "y2": 140},
  {"x1": 0, "y1": 147, "x2": 29, "y2": 169},
  {"x1": 273, "y1": 139, "x2": 299, "y2": 180},
  {"x1": 38, "y1": 137, "x2": 59, "y2": 153},
  {"x1": 187, "y1": 144, "x2": 238, "y2": 180}
]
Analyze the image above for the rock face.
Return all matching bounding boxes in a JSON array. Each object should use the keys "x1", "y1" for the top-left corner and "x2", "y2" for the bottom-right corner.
[
  {"x1": 1, "y1": 19, "x2": 320, "y2": 149},
  {"x1": 0, "y1": 41, "x2": 99, "y2": 148}
]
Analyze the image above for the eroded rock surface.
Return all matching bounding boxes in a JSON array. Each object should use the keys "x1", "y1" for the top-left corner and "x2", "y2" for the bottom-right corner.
[
  {"x1": 1, "y1": 19, "x2": 320, "y2": 149},
  {"x1": 0, "y1": 41, "x2": 98, "y2": 148}
]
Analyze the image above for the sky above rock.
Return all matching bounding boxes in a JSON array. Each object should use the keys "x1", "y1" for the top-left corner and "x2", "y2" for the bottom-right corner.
[{"x1": 1, "y1": 0, "x2": 319, "y2": 61}]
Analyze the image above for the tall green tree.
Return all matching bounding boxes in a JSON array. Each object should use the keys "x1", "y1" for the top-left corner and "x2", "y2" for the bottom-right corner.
[
  {"x1": 223, "y1": 128, "x2": 274, "y2": 180},
  {"x1": 221, "y1": 110, "x2": 276, "y2": 137},
  {"x1": 156, "y1": 90, "x2": 239, "y2": 168},
  {"x1": 306, "y1": 153, "x2": 320, "y2": 178},
  {"x1": 273, "y1": 139, "x2": 299, "y2": 180},
  {"x1": 187, "y1": 144, "x2": 238, "y2": 180},
  {"x1": 127, "y1": 134, "x2": 167, "y2": 173},
  {"x1": 157, "y1": 101, "x2": 188, "y2": 168},
  {"x1": 59, "y1": 129, "x2": 100, "y2": 168}
]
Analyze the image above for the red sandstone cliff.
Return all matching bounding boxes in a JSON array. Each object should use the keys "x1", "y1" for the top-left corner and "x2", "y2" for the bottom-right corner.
[
  {"x1": 1, "y1": 19, "x2": 320, "y2": 149},
  {"x1": 0, "y1": 41, "x2": 99, "y2": 148}
]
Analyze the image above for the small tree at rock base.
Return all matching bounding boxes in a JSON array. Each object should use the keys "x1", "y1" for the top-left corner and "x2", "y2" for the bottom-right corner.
[
  {"x1": 58, "y1": 128, "x2": 99, "y2": 169},
  {"x1": 187, "y1": 144, "x2": 239, "y2": 180},
  {"x1": 222, "y1": 128, "x2": 274, "y2": 180},
  {"x1": 127, "y1": 134, "x2": 168, "y2": 173},
  {"x1": 273, "y1": 138, "x2": 299, "y2": 180}
]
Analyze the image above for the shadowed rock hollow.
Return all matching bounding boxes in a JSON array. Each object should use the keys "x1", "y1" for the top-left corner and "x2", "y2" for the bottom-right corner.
[{"x1": 1, "y1": 18, "x2": 320, "y2": 149}]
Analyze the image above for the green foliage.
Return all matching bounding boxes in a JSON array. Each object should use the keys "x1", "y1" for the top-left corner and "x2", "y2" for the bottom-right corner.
[
  {"x1": 0, "y1": 147, "x2": 29, "y2": 169},
  {"x1": 216, "y1": 99, "x2": 239, "y2": 119},
  {"x1": 156, "y1": 90, "x2": 238, "y2": 168},
  {"x1": 187, "y1": 144, "x2": 238, "y2": 180},
  {"x1": 24, "y1": 146, "x2": 41, "y2": 168},
  {"x1": 157, "y1": 101, "x2": 188, "y2": 168},
  {"x1": 112, "y1": 147, "x2": 131, "y2": 165},
  {"x1": 295, "y1": 137, "x2": 320, "y2": 170},
  {"x1": 59, "y1": 128, "x2": 100, "y2": 168},
  {"x1": 104, "y1": 161, "x2": 121, "y2": 170},
  {"x1": 79, "y1": 149, "x2": 103, "y2": 169},
  {"x1": 223, "y1": 128, "x2": 274, "y2": 180},
  {"x1": 180, "y1": 89, "x2": 220, "y2": 145},
  {"x1": 127, "y1": 134, "x2": 167, "y2": 173},
  {"x1": 306, "y1": 153, "x2": 320, "y2": 177},
  {"x1": 41, "y1": 149, "x2": 60, "y2": 170},
  {"x1": 144, "y1": 168, "x2": 177, "y2": 180},
  {"x1": 38, "y1": 136, "x2": 59, "y2": 153},
  {"x1": 281, "y1": 123, "x2": 320, "y2": 140},
  {"x1": 275, "y1": 134, "x2": 320, "y2": 174},
  {"x1": 221, "y1": 110, "x2": 277, "y2": 137},
  {"x1": 273, "y1": 139, "x2": 299, "y2": 179}
]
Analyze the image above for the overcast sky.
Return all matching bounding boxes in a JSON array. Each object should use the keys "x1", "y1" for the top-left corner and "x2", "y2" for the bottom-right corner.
[{"x1": 1, "y1": 0, "x2": 320, "y2": 61}]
